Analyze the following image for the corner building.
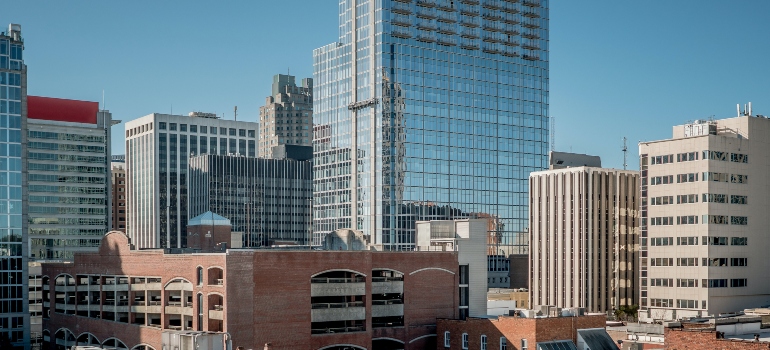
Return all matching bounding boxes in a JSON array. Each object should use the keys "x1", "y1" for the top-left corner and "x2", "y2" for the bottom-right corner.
[
  {"x1": 639, "y1": 114, "x2": 770, "y2": 321},
  {"x1": 313, "y1": 0, "x2": 550, "y2": 251},
  {"x1": 41, "y1": 232, "x2": 459, "y2": 350}
]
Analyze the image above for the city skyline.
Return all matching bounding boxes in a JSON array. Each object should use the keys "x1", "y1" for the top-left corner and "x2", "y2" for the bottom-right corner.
[{"x1": 3, "y1": 0, "x2": 769, "y2": 170}]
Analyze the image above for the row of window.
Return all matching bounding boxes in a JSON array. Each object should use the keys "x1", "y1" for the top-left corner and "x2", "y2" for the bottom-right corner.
[
  {"x1": 649, "y1": 278, "x2": 699, "y2": 287},
  {"x1": 651, "y1": 151, "x2": 748, "y2": 164},
  {"x1": 649, "y1": 257, "x2": 747, "y2": 267},
  {"x1": 649, "y1": 298, "x2": 706, "y2": 309},
  {"x1": 649, "y1": 216, "x2": 748, "y2": 226},
  {"x1": 158, "y1": 122, "x2": 255, "y2": 137},
  {"x1": 444, "y1": 332, "x2": 512, "y2": 350},
  {"x1": 646, "y1": 236, "x2": 747, "y2": 246},
  {"x1": 649, "y1": 173, "x2": 748, "y2": 185},
  {"x1": 705, "y1": 278, "x2": 747, "y2": 288}
]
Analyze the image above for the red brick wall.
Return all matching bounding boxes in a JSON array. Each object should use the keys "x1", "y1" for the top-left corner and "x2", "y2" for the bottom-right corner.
[
  {"x1": 436, "y1": 314, "x2": 606, "y2": 350},
  {"x1": 665, "y1": 328, "x2": 770, "y2": 350},
  {"x1": 43, "y1": 232, "x2": 460, "y2": 350}
]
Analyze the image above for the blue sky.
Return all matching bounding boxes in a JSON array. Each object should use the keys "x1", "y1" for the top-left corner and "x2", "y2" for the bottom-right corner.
[{"x1": 4, "y1": 1, "x2": 770, "y2": 170}]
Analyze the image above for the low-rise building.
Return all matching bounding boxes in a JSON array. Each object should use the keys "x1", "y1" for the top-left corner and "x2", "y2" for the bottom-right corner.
[
  {"x1": 41, "y1": 230, "x2": 460, "y2": 350},
  {"x1": 436, "y1": 311, "x2": 610, "y2": 350},
  {"x1": 665, "y1": 316, "x2": 770, "y2": 349}
]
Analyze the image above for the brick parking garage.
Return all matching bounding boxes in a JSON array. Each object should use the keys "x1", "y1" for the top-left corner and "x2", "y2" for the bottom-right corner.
[{"x1": 41, "y1": 231, "x2": 460, "y2": 350}]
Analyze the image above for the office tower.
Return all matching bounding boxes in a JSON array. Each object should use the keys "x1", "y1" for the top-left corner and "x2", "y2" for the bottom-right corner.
[
  {"x1": 111, "y1": 157, "x2": 126, "y2": 232},
  {"x1": 312, "y1": 0, "x2": 549, "y2": 251},
  {"x1": 529, "y1": 152, "x2": 639, "y2": 313},
  {"x1": 0, "y1": 23, "x2": 28, "y2": 348},
  {"x1": 639, "y1": 111, "x2": 770, "y2": 321},
  {"x1": 26, "y1": 96, "x2": 113, "y2": 260},
  {"x1": 188, "y1": 147, "x2": 312, "y2": 247},
  {"x1": 124, "y1": 113, "x2": 258, "y2": 249},
  {"x1": 258, "y1": 74, "x2": 313, "y2": 156}
]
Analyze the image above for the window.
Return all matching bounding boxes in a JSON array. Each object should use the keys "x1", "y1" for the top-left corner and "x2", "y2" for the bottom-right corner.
[
  {"x1": 650, "y1": 258, "x2": 674, "y2": 266},
  {"x1": 731, "y1": 195, "x2": 747, "y2": 204},
  {"x1": 651, "y1": 237, "x2": 673, "y2": 246},
  {"x1": 220, "y1": 127, "x2": 227, "y2": 134},
  {"x1": 650, "y1": 217, "x2": 674, "y2": 226},
  {"x1": 481, "y1": 335, "x2": 487, "y2": 350},
  {"x1": 650, "y1": 298, "x2": 674, "y2": 307},
  {"x1": 650, "y1": 196, "x2": 673, "y2": 205},
  {"x1": 210, "y1": 126, "x2": 217, "y2": 134},
  {"x1": 677, "y1": 279, "x2": 698, "y2": 287},
  {"x1": 677, "y1": 237, "x2": 698, "y2": 245},
  {"x1": 703, "y1": 215, "x2": 728, "y2": 225},
  {"x1": 677, "y1": 152, "x2": 699, "y2": 162},
  {"x1": 731, "y1": 279, "x2": 747, "y2": 287},
  {"x1": 703, "y1": 150, "x2": 727, "y2": 161},
  {"x1": 731, "y1": 237, "x2": 747, "y2": 245},
  {"x1": 444, "y1": 331, "x2": 450, "y2": 348},
  {"x1": 730, "y1": 258, "x2": 747, "y2": 266},
  {"x1": 731, "y1": 153, "x2": 748, "y2": 163},
  {"x1": 677, "y1": 299, "x2": 698, "y2": 308},
  {"x1": 651, "y1": 154, "x2": 674, "y2": 164},
  {"x1": 462, "y1": 333, "x2": 469, "y2": 349},
  {"x1": 677, "y1": 216, "x2": 698, "y2": 225},
  {"x1": 704, "y1": 279, "x2": 727, "y2": 288},
  {"x1": 677, "y1": 258, "x2": 698, "y2": 266},
  {"x1": 677, "y1": 194, "x2": 698, "y2": 204},
  {"x1": 521, "y1": 338, "x2": 528, "y2": 350},
  {"x1": 731, "y1": 174, "x2": 748, "y2": 184},
  {"x1": 677, "y1": 173, "x2": 698, "y2": 183},
  {"x1": 500, "y1": 337, "x2": 507, "y2": 350},
  {"x1": 703, "y1": 236, "x2": 728, "y2": 245},
  {"x1": 703, "y1": 172, "x2": 729, "y2": 182},
  {"x1": 190, "y1": 125, "x2": 197, "y2": 133},
  {"x1": 180, "y1": 124, "x2": 187, "y2": 132},
  {"x1": 197, "y1": 267, "x2": 203, "y2": 285},
  {"x1": 703, "y1": 258, "x2": 728, "y2": 267},
  {"x1": 731, "y1": 216, "x2": 748, "y2": 225},
  {"x1": 159, "y1": 122, "x2": 167, "y2": 130},
  {"x1": 702, "y1": 193, "x2": 726, "y2": 203},
  {"x1": 239, "y1": 129, "x2": 246, "y2": 137},
  {"x1": 650, "y1": 278, "x2": 673, "y2": 287},
  {"x1": 169, "y1": 123, "x2": 177, "y2": 131},
  {"x1": 201, "y1": 126, "x2": 208, "y2": 133},
  {"x1": 248, "y1": 130, "x2": 256, "y2": 137}
]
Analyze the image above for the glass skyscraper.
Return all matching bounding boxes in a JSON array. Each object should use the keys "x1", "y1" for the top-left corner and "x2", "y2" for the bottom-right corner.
[
  {"x1": 0, "y1": 23, "x2": 28, "y2": 348},
  {"x1": 313, "y1": 0, "x2": 549, "y2": 252}
]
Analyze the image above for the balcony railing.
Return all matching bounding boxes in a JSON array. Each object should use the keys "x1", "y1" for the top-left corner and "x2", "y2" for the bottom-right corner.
[
  {"x1": 501, "y1": 14, "x2": 519, "y2": 24},
  {"x1": 371, "y1": 276, "x2": 404, "y2": 282},
  {"x1": 392, "y1": 2, "x2": 412, "y2": 14},
  {"x1": 392, "y1": 28, "x2": 413, "y2": 38},
  {"x1": 311, "y1": 326, "x2": 365, "y2": 335},
  {"x1": 437, "y1": 23, "x2": 456, "y2": 34},
  {"x1": 311, "y1": 301, "x2": 365, "y2": 309},
  {"x1": 500, "y1": 2, "x2": 519, "y2": 13},
  {"x1": 460, "y1": 8, "x2": 479, "y2": 16},
  {"x1": 437, "y1": 12, "x2": 457, "y2": 23},
  {"x1": 416, "y1": 8, "x2": 437, "y2": 19},
  {"x1": 460, "y1": 17, "x2": 480, "y2": 27},
  {"x1": 523, "y1": 54, "x2": 539, "y2": 60},
  {"x1": 416, "y1": 33, "x2": 437, "y2": 42},
  {"x1": 310, "y1": 277, "x2": 365, "y2": 284},
  {"x1": 523, "y1": 0, "x2": 540, "y2": 7},
  {"x1": 372, "y1": 299, "x2": 404, "y2": 305},
  {"x1": 522, "y1": 9, "x2": 540, "y2": 18},
  {"x1": 522, "y1": 20, "x2": 539, "y2": 28},
  {"x1": 392, "y1": 15, "x2": 412, "y2": 27},
  {"x1": 416, "y1": 0, "x2": 437, "y2": 7},
  {"x1": 213, "y1": 304, "x2": 224, "y2": 311},
  {"x1": 437, "y1": 36, "x2": 457, "y2": 46},
  {"x1": 459, "y1": 39, "x2": 479, "y2": 50},
  {"x1": 416, "y1": 21, "x2": 437, "y2": 30},
  {"x1": 437, "y1": 3, "x2": 456, "y2": 12},
  {"x1": 460, "y1": 0, "x2": 480, "y2": 4}
]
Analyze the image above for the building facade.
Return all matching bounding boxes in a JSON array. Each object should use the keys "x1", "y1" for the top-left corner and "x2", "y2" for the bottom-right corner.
[
  {"x1": 111, "y1": 158, "x2": 126, "y2": 232},
  {"x1": 258, "y1": 74, "x2": 313, "y2": 156},
  {"x1": 188, "y1": 152, "x2": 312, "y2": 247},
  {"x1": 312, "y1": 0, "x2": 550, "y2": 252},
  {"x1": 529, "y1": 160, "x2": 639, "y2": 313},
  {"x1": 41, "y1": 231, "x2": 459, "y2": 350},
  {"x1": 0, "y1": 23, "x2": 29, "y2": 348},
  {"x1": 124, "y1": 113, "x2": 258, "y2": 249},
  {"x1": 639, "y1": 114, "x2": 770, "y2": 321},
  {"x1": 26, "y1": 96, "x2": 113, "y2": 261},
  {"x1": 437, "y1": 312, "x2": 608, "y2": 350}
]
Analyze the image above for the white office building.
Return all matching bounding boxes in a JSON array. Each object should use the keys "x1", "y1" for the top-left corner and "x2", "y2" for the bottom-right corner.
[
  {"x1": 125, "y1": 112, "x2": 258, "y2": 249},
  {"x1": 529, "y1": 153, "x2": 639, "y2": 313},
  {"x1": 639, "y1": 108, "x2": 770, "y2": 321}
]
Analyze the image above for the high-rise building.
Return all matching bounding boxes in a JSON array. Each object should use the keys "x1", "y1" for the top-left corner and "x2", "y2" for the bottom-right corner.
[
  {"x1": 529, "y1": 152, "x2": 639, "y2": 313},
  {"x1": 0, "y1": 23, "x2": 28, "y2": 348},
  {"x1": 26, "y1": 96, "x2": 113, "y2": 261},
  {"x1": 639, "y1": 111, "x2": 770, "y2": 321},
  {"x1": 258, "y1": 74, "x2": 313, "y2": 156},
  {"x1": 111, "y1": 157, "x2": 126, "y2": 232},
  {"x1": 125, "y1": 113, "x2": 258, "y2": 249},
  {"x1": 188, "y1": 147, "x2": 313, "y2": 247},
  {"x1": 312, "y1": 0, "x2": 549, "y2": 252}
]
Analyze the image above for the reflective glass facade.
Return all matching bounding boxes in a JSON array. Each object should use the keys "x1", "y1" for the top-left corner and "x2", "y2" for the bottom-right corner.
[
  {"x1": 313, "y1": 0, "x2": 549, "y2": 252},
  {"x1": 0, "y1": 24, "x2": 28, "y2": 348}
]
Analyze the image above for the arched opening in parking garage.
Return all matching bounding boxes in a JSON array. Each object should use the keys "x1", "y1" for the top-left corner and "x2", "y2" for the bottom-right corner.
[
  {"x1": 371, "y1": 269, "x2": 404, "y2": 328},
  {"x1": 102, "y1": 337, "x2": 129, "y2": 350},
  {"x1": 53, "y1": 328, "x2": 75, "y2": 350},
  {"x1": 76, "y1": 332, "x2": 100, "y2": 347},
  {"x1": 318, "y1": 345, "x2": 366, "y2": 350},
  {"x1": 372, "y1": 338, "x2": 404, "y2": 350},
  {"x1": 207, "y1": 292, "x2": 224, "y2": 332},
  {"x1": 207, "y1": 266, "x2": 224, "y2": 286},
  {"x1": 132, "y1": 344, "x2": 157, "y2": 350},
  {"x1": 310, "y1": 270, "x2": 367, "y2": 335},
  {"x1": 164, "y1": 278, "x2": 194, "y2": 330}
]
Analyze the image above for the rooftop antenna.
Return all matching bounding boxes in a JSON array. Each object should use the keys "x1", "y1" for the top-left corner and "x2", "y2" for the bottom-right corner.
[
  {"x1": 622, "y1": 137, "x2": 628, "y2": 170},
  {"x1": 234, "y1": 106, "x2": 238, "y2": 121},
  {"x1": 737, "y1": 104, "x2": 741, "y2": 117},
  {"x1": 102, "y1": 89, "x2": 105, "y2": 110},
  {"x1": 550, "y1": 116, "x2": 555, "y2": 152}
]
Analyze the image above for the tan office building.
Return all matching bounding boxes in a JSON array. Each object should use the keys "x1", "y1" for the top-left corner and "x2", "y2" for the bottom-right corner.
[
  {"x1": 530, "y1": 154, "x2": 639, "y2": 313},
  {"x1": 639, "y1": 110, "x2": 770, "y2": 321},
  {"x1": 258, "y1": 74, "x2": 313, "y2": 156}
]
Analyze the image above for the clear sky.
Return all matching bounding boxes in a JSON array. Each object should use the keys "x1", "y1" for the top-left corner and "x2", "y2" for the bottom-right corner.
[{"x1": 4, "y1": 1, "x2": 770, "y2": 170}]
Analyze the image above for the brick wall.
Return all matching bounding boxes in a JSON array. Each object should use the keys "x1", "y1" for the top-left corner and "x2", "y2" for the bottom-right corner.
[
  {"x1": 436, "y1": 314, "x2": 606, "y2": 350},
  {"x1": 665, "y1": 328, "x2": 770, "y2": 350},
  {"x1": 43, "y1": 231, "x2": 459, "y2": 350}
]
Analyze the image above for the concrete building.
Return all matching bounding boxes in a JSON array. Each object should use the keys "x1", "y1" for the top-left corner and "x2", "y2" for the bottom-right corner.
[
  {"x1": 416, "y1": 219, "x2": 488, "y2": 319},
  {"x1": 258, "y1": 74, "x2": 313, "y2": 156},
  {"x1": 529, "y1": 155, "x2": 640, "y2": 313},
  {"x1": 111, "y1": 158, "x2": 126, "y2": 232},
  {"x1": 639, "y1": 111, "x2": 770, "y2": 321},
  {"x1": 0, "y1": 23, "x2": 29, "y2": 348},
  {"x1": 437, "y1": 311, "x2": 609, "y2": 350},
  {"x1": 312, "y1": 0, "x2": 550, "y2": 254},
  {"x1": 664, "y1": 316, "x2": 770, "y2": 350},
  {"x1": 124, "y1": 112, "x2": 258, "y2": 249},
  {"x1": 187, "y1": 148, "x2": 312, "y2": 247},
  {"x1": 27, "y1": 96, "x2": 114, "y2": 260},
  {"x1": 40, "y1": 231, "x2": 459, "y2": 350}
]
